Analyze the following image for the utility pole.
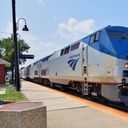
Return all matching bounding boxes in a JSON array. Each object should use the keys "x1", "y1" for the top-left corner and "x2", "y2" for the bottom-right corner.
[{"x1": 12, "y1": 0, "x2": 20, "y2": 91}]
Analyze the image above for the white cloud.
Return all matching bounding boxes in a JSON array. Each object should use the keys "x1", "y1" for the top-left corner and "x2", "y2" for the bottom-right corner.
[
  {"x1": 0, "y1": 22, "x2": 13, "y2": 39},
  {"x1": 6, "y1": 22, "x2": 12, "y2": 34},
  {"x1": 4, "y1": 21, "x2": 25, "y2": 38},
  {"x1": 37, "y1": 0, "x2": 43, "y2": 3},
  {"x1": 4, "y1": 21, "x2": 61, "y2": 67},
  {"x1": 53, "y1": 17, "x2": 57, "y2": 20},
  {"x1": 21, "y1": 34, "x2": 61, "y2": 67},
  {"x1": 56, "y1": 18, "x2": 95, "y2": 41}
]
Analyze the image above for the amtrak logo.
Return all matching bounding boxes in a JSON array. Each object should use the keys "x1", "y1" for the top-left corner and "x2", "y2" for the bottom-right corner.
[{"x1": 67, "y1": 54, "x2": 80, "y2": 71}]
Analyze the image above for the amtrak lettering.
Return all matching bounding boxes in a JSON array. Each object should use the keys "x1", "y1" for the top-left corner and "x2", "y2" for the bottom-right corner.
[{"x1": 69, "y1": 54, "x2": 80, "y2": 59}]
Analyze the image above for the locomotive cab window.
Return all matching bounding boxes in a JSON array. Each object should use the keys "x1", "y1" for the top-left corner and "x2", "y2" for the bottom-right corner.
[
  {"x1": 107, "y1": 31, "x2": 128, "y2": 39},
  {"x1": 94, "y1": 31, "x2": 100, "y2": 42},
  {"x1": 89, "y1": 35, "x2": 95, "y2": 44},
  {"x1": 70, "y1": 42, "x2": 80, "y2": 51},
  {"x1": 89, "y1": 31, "x2": 100, "y2": 44}
]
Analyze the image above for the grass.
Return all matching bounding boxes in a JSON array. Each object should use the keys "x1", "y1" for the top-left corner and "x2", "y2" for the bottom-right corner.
[
  {"x1": 5, "y1": 77, "x2": 11, "y2": 84},
  {"x1": 0, "y1": 87, "x2": 26, "y2": 102}
]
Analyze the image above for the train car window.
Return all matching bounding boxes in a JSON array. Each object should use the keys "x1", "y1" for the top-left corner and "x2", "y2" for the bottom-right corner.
[
  {"x1": 41, "y1": 69, "x2": 46, "y2": 76},
  {"x1": 70, "y1": 42, "x2": 80, "y2": 51},
  {"x1": 94, "y1": 31, "x2": 100, "y2": 42},
  {"x1": 60, "y1": 49, "x2": 64, "y2": 56},
  {"x1": 64, "y1": 46, "x2": 70, "y2": 54},
  {"x1": 107, "y1": 31, "x2": 128, "y2": 39},
  {"x1": 34, "y1": 71, "x2": 38, "y2": 75}
]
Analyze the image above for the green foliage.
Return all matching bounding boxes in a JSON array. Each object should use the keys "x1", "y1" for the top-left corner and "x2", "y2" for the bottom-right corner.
[
  {"x1": 0, "y1": 87, "x2": 26, "y2": 102},
  {"x1": 5, "y1": 77, "x2": 11, "y2": 84},
  {"x1": 0, "y1": 37, "x2": 30, "y2": 71}
]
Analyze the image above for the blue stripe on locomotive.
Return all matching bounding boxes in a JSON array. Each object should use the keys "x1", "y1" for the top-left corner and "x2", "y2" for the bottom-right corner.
[{"x1": 80, "y1": 26, "x2": 128, "y2": 60}]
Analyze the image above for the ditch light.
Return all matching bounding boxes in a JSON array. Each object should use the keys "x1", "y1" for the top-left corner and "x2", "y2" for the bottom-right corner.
[{"x1": 125, "y1": 63, "x2": 128, "y2": 68}]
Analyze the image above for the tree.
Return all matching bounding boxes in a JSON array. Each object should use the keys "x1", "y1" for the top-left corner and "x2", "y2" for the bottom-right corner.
[
  {"x1": 0, "y1": 37, "x2": 30, "y2": 71},
  {"x1": 0, "y1": 48, "x2": 5, "y2": 58}
]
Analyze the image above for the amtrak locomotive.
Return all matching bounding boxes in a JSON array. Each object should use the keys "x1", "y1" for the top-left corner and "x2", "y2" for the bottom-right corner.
[{"x1": 21, "y1": 25, "x2": 128, "y2": 106}]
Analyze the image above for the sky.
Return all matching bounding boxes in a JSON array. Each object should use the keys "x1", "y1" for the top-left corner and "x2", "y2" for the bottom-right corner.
[{"x1": 0, "y1": 0, "x2": 128, "y2": 67}]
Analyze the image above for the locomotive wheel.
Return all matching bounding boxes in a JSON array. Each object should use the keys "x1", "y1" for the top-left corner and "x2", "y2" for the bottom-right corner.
[
  {"x1": 44, "y1": 79, "x2": 50, "y2": 86},
  {"x1": 50, "y1": 82, "x2": 55, "y2": 88},
  {"x1": 100, "y1": 97, "x2": 107, "y2": 103}
]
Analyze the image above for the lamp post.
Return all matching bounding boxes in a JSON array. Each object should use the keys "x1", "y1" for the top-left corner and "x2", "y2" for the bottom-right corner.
[
  {"x1": 12, "y1": 0, "x2": 29, "y2": 91},
  {"x1": 17, "y1": 18, "x2": 29, "y2": 32}
]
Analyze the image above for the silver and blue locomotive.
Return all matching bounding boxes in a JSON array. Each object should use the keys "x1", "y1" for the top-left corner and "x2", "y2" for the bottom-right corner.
[{"x1": 21, "y1": 25, "x2": 128, "y2": 106}]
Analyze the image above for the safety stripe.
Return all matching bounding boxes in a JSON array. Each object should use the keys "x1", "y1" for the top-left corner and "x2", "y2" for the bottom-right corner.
[
  {"x1": 33, "y1": 76, "x2": 118, "y2": 85},
  {"x1": 25, "y1": 81, "x2": 128, "y2": 121}
]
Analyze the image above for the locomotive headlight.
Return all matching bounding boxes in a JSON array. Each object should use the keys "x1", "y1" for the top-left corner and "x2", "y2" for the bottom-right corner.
[{"x1": 125, "y1": 63, "x2": 128, "y2": 68}]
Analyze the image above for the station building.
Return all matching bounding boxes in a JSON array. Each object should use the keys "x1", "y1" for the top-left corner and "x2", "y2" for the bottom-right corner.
[{"x1": 0, "y1": 58, "x2": 10, "y2": 84}]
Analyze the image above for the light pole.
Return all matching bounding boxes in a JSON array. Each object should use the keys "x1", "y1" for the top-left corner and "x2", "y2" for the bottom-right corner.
[{"x1": 12, "y1": 0, "x2": 29, "y2": 91}]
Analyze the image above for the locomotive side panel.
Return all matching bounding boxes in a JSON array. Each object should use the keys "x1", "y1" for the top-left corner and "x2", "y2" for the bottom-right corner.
[
  {"x1": 29, "y1": 63, "x2": 40, "y2": 80},
  {"x1": 87, "y1": 46, "x2": 117, "y2": 83},
  {"x1": 40, "y1": 46, "x2": 84, "y2": 85}
]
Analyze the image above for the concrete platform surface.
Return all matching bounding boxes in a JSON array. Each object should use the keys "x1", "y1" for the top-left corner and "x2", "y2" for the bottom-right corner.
[{"x1": 21, "y1": 81, "x2": 128, "y2": 128}]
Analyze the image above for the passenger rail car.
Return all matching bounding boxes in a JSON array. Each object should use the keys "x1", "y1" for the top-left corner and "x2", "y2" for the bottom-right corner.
[{"x1": 21, "y1": 26, "x2": 128, "y2": 107}]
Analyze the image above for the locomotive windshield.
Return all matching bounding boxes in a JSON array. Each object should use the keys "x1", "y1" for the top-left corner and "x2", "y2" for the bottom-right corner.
[{"x1": 107, "y1": 31, "x2": 128, "y2": 39}]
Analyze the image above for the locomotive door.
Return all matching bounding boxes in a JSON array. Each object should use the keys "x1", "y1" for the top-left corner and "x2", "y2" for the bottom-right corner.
[
  {"x1": 38, "y1": 62, "x2": 42, "y2": 78},
  {"x1": 82, "y1": 44, "x2": 88, "y2": 78}
]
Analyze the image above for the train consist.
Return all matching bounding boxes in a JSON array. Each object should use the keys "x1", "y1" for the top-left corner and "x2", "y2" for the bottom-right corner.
[{"x1": 21, "y1": 25, "x2": 128, "y2": 107}]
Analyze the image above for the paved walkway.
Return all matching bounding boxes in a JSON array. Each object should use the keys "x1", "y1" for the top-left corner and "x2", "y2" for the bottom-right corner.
[{"x1": 21, "y1": 81, "x2": 128, "y2": 128}]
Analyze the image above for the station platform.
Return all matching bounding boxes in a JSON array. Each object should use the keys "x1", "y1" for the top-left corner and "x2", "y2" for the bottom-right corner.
[{"x1": 21, "y1": 80, "x2": 128, "y2": 128}]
